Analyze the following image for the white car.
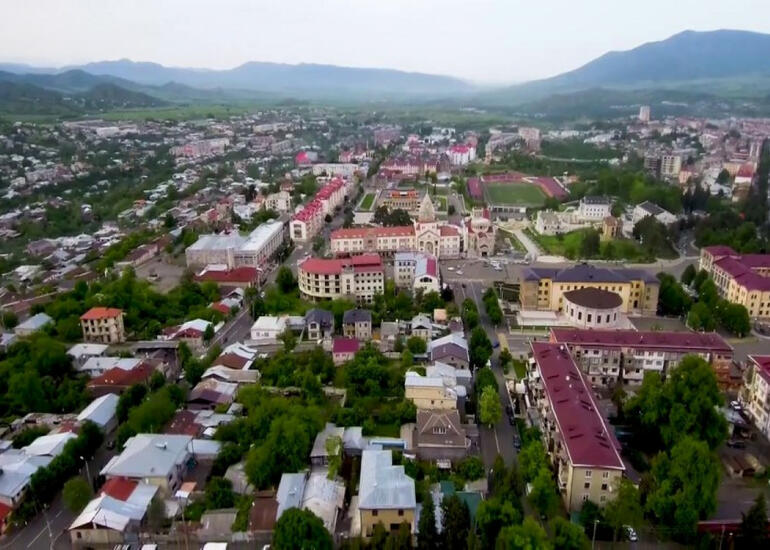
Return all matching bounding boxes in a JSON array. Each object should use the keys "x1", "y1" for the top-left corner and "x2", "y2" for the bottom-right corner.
[
  {"x1": 624, "y1": 525, "x2": 638, "y2": 542},
  {"x1": 730, "y1": 400, "x2": 743, "y2": 411},
  {"x1": 456, "y1": 270, "x2": 463, "y2": 275},
  {"x1": 447, "y1": 266, "x2": 455, "y2": 271}
]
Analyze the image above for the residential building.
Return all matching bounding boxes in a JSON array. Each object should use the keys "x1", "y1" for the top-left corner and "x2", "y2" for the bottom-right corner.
[
  {"x1": 358, "y1": 450, "x2": 416, "y2": 537},
  {"x1": 602, "y1": 216, "x2": 621, "y2": 239},
  {"x1": 162, "y1": 319, "x2": 215, "y2": 350},
  {"x1": 528, "y1": 342, "x2": 624, "y2": 512},
  {"x1": 343, "y1": 309, "x2": 372, "y2": 340},
  {"x1": 290, "y1": 177, "x2": 350, "y2": 243},
  {"x1": 305, "y1": 309, "x2": 334, "y2": 342},
  {"x1": 185, "y1": 220, "x2": 285, "y2": 270},
  {"x1": 194, "y1": 266, "x2": 261, "y2": 288},
  {"x1": 699, "y1": 246, "x2": 770, "y2": 318},
  {"x1": 0, "y1": 449, "x2": 52, "y2": 508},
  {"x1": 631, "y1": 201, "x2": 677, "y2": 226},
  {"x1": 410, "y1": 314, "x2": 432, "y2": 341},
  {"x1": 276, "y1": 472, "x2": 345, "y2": 534},
  {"x1": 14, "y1": 312, "x2": 53, "y2": 336},
  {"x1": 80, "y1": 307, "x2": 126, "y2": 344},
  {"x1": 413, "y1": 409, "x2": 469, "y2": 461},
  {"x1": 549, "y1": 328, "x2": 733, "y2": 388},
  {"x1": 519, "y1": 264, "x2": 659, "y2": 315},
  {"x1": 743, "y1": 355, "x2": 770, "y2": 439},
  {"x1": 393, "y1": 252, "x2": 441, "y2": 293},
  {"x1": 638, "y1": 105, "x2": 650, "y2": 123},
  {"x1": 100, "y1": 434, "x2": 194, "y2": 495},
  {"x1": 298, "y1": 254, "x2": 385, "y2": 304},
  {"x1": 333, "y1": 337, "x2": 359, "y2": 365},
  {"x1": 404, "y1": 371, "x2": 463, "y2": 410},
  {"x1": 447, "y1": 144, "x2": 476, "y2": 166},
  {"x1": 660, "y1": 155, "x2": 682, "y2": 179},
  {"x1": 250, "y1": 316, "x2": 287, "y2": 344},
  {"x1": 428, "y1": 334, "x2": 470, "y2": 370},
  {"x1": 77, "y1": 393, "x2": 119, "y2": 433},
  {"x1": 576, "y1": 196, "x2": 612, "y2": 222},
  {"x1": 265, "y1": 190, "x2": 292, "y2": 213},
  {"x1": 67, "y1": 343, "x2": 109, "y2": 368}
]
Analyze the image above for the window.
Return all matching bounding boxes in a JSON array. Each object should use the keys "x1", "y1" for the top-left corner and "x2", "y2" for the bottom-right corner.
[
  {"x1": 585, "y1": 470, "x2": 593, "y2": 478},
  {"x1": 372, "y1": 510, "x2": 378, "y2": 517},
  {"x1": 601, "y1": 483, "x2": 608, "y2": 491},
  {"x1": 398, "y1": 509, "x2": 404, "y2": 516},
  {"x1": 602, "y1": 471, "x2": 610, "y2": 479},
  {"x1": 584, "y1": 482, "x2": 591, "y2": 489},
  {"x1": 582, "y1": 494, "x2": 589, "y2": 502},
  {"x1": 432, "y1": 427, "x2": 447, "y2": 435}
]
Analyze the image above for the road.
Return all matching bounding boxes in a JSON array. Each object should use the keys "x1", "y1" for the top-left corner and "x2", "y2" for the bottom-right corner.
[{"x1": 210, "y1": 306, "x2": 253, "y2": 349}]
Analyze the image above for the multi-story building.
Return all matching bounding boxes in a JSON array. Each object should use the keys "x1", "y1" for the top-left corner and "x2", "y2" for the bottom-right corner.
[
  {"x1": 404, "y1": 371, "x2": 463, "y2": 410},
  {"x1": 447, "y1": 144, "x2": 476, "y2": 166},
  {"x1": 264, "y1": 190, "x2": 292, "y2": 213},
  {"x1": 743, "y1": 355, "x2": 770, "y2": 439},
  {"x1": 342, "y1": 309, "x2": 372, "y2": 340},
  {"x1": 638, "y1": 105, "x2": 650, "y2": 123},
  {"x1": 528, "y1": 342, "x2": 625, "y2": 512},
  {"x1": 311, "y1": 163, "x2": 360, "y2": 178},
  {"x1": 170, "y1": 138, "x2": 229, "y2": 158},
  {"x1": 699, "y1": 246, "x2": 770, "y2": 318},
  {"x1": 290, "y1": 177, "x2": 350, "y2": 243},
  {"x1": 185, "y1": 220, "x2": 285, "y2": 269},
  {"x1": 550, "y1": 328, "x2": 733, "y2": 387},
  {"x1": 380, "y1": 189, "x2": 422, "y2": 212},
  {"x1": 519, "y1": 264, "x2": 659, "y2": 315},
  {"x1": 393, "y1": 252, "x2": 440, "y2": 293},
  {"x1": 660, "y1": 155, "x2": 682, "y2": 179},
  {"x1": 298, "y1": 254, "x2": 385, "y2": 304},
  {"x1": 576, "y1": 196, "x2": 612, "y2": 222},
  {"x1": 358, "y1": 450, "x2": 416, "y2": 537},
  {"x1": 80, "y1": 307, "x2": 126, "y2": 344},
  {"x1": 465, "y1": 208, "x2": 496, "y2": 257}
]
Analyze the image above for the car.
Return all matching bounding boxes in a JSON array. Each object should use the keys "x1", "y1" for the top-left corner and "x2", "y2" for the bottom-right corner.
[
  {"x1": 508, "y1": 415, "x2": 516, "y2": 425},
  {"x1": 513, "y1": 437, "x2": 521, "y2": 450},
  {"x1": 493, "y1": 341, "x2": 500, "y2": 348},
  {"x1": 106, "y1": 439, "x2": 115, "y2": 450},
  {"x1": 447, "y1": 266, "x2": 455, "y2": 271},
  {"x1": 727, "y1": 439, "x2": 747, "y2": 449},
  {"x1": 624, "y1": 525, "x2": 638, "y2": 542},
  {"x1": 730, "y1": 400, "x2": 742, "y2": 411},
  {"x1": 456, "y1": 270, "x2": 464, "y2": 275}
]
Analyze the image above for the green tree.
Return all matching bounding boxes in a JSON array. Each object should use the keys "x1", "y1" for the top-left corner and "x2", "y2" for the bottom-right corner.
[
  {"x1": 406, "y1": 336, "x2": 427, "y2": 355},
  {"x1": 580, "y1": 229, "x2": 601, "y2": 258},
  {"x1": 717, "y1": 168, "x2": 730, "y2": 184},
  {"x1": 279, "y1": 328, "x2": 297, "y2": 352},
  {"x1": 62, "y1": 477, "x2": 92, "y2": 513},
  {"x1": 146, "y1": 496, "x2": 167, "y2": 532},
  {"x1": 205, "y1": 477, "x2": 235, "y2": 509},
  {"x1": 203, "y1": 323, "x2": 214, "y2": 344},
  {"x1": 272, "y1": 508, "x2": 333, "y2": 550},
  {"x1": 646, "y1": 437, "x2": 720, "y2": 540},
  {"x1": 681, "y1": 264, "x2": 696, "y2": 286},
  {"x1": 603, "y1": 478, "x2": 643, "y2": 542},
  {"x1": 417, "y1": 490, "x2": 439, "y2": 550},
  {"x1": 687, "y1": 301, "x2": 716, "y2": 331},
  {"x1": 656, "y1": 273, "x2": 692, "y2": 316},
  {"x1": 476, "y1": 498, "x2": 521, "y2": 548},
  {"x1": 528, "y1": 467, "x2": 557, "y2": 518},
  {"x1": 717, "y1": 302, "x2": 751, "y2": 337},
  {"x1": 276, "y1": 266, "x2": 296, "y2": 294},
  {"x1": 479, "y1": 385, "x2": 502, "y2": 427},
  {"x1": 496, "y1": 517, "x2": 551, "y2": 550},
  {"x1": 552, "y1": 517, "x2": 590, "y2": 550},
  {"x1": 738, "y1": 494, "x2": 769, "y2": 548},
  {"x1": 441, "y1": 495, "x2": 471, "y2": 550},
  {"x1": 469, "y1": 326, "x2": 492, "y2": 369},
  {"x1": 325, "y1": 435, "x2": 342, "y2": 479},
  {"x1": 518, "y1": 440, "x2": 548, "y2": 482}
]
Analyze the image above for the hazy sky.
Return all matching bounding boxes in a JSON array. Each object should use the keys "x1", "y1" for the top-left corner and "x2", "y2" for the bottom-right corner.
[{"x1": 2, "y1": 0, "x2": 770, "y2": 84}]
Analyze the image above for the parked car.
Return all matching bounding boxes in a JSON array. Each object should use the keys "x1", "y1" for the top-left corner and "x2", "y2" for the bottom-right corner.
[
  {"x1": 624, "y1": 525, "x2": 638, "y2": 542},
  {"x1": 513, "y1": 435, "x2": 521, "y2": 449}
]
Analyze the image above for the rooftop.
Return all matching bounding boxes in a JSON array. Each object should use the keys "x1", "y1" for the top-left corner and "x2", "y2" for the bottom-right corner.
[
  {"x1": 563, "y1": 288, "x2": 623, "y2": 309},
  {"x1": 300, "y1": 254, "x2": 383, "y2": 276},
  {"x1": 80, "y1": 307, "x2": 123, "y2": 321},
  {"x1": 358, "y1": 450, "x2": 416, "y2": 510},
  {"x1": 101, "y1": 434, "x2": 192, "y2": 479},
  {"x1": 550, "y1": 328, "x2": 732, "y2": 353}
]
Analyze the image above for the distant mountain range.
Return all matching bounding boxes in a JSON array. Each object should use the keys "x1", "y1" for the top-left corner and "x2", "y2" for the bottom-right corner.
[{"x1": 1, "y1": 29, "x2": 770, "y2": 117}]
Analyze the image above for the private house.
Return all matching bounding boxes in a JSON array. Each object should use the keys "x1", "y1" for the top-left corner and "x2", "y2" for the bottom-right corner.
[
  {"x1": 276, "y1": 472, "x2": 345, "y2": 534},
  {"x1": 67, "y1": 343, "x2": 109, "y2": 368},
  {"x1": 14, "y1": 312, "x2": 53, "y2": 336},
  {"x1": 305, "y1": 308, "x2": 334, "y2": 342},
  {"x1": 77, "y1": 393, "x2": 119, "y2": 434},
  {"x1": 249, "y1": 316, "x2": 287, "y2": 344},
  {"x1": 413, "y1": 409, "x2": 469, "y2": 462},
  {"x1": 343, "y1": 309, "x2": 372, "y2": 341},
  {"x1": 410, "y1": 314, "x2": 433, "y2": 341},
  {"x1": 358, "y1": 450, "x2": 416, "y2": 537},
  {"x1": 333, "y1": 337, "x2": 360, "y2": 365},
  {"x1": 404, "y1": 371, "x2": 463, "y2": 411},
  {"x1": 428, "y1": 334, "x2": 470, "y2": 370}
]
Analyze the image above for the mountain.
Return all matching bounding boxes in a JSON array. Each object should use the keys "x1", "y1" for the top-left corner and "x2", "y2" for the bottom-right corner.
[
  {"x1": 482, "y1": 29, "x2": 770, "y2": 106},
  {"x1": 66, "y1": 59, "x2": 473, "y2": 98}
]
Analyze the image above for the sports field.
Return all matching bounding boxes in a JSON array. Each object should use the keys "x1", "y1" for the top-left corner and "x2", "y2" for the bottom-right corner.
[{"x1": 485, "y1": 182, "x2": 546, "y2": 206}]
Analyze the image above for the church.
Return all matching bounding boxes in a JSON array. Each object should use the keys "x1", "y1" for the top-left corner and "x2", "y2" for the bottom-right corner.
[{"x1": 330, "y1": 194, "x2": 495, "y2": 258}]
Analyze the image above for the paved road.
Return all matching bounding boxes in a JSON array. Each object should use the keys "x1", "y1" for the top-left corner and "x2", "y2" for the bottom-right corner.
[{"x1": 210, "y1": 306, "x2": 253, "y2": 349}]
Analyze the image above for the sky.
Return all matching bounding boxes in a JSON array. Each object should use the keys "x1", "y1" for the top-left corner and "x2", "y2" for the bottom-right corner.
[{"x1": 2, "y1": 0, "x2": 770, "y2": 84}]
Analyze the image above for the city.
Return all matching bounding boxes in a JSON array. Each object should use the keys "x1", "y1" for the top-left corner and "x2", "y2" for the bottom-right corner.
[{"x1": 1, "y1": 3, "x2": 770, "y2": 550}]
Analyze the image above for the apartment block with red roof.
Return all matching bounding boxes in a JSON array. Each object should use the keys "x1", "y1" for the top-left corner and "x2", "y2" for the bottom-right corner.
[
  {"x1": 528, "y1": 342, "x2": 625, "y2": 512},
  {"x1": 699, "y1": 246, "x2": 770, "y2": 318},
  {"x1": 289, "y1": 177, "x2": 350, "y2": 243},
  {"x1": 744, "y1": 356, "x2": 770, "y2": 439},
  {"x1": 298, "y1": 254, "x2": 384, "y2": 304},
  {"x1": 80, "y1": 307, "x2": 126, "y2": 344}
]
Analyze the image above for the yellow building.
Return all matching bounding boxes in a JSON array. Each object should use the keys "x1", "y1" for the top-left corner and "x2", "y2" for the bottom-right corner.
[
  {"x1": 700, "y1": 246, "x2": 770, "y2": 318},
  {"x1": 358, "y1": 450, "x2": 416, "y2": 537},
  {"x1": 80, "y1": 307, "x2": 126, "y2": 344},
  {"x1": 528, "y1": 342, "x2": 625, "y2": 512},
  {"x1": 519, "y1": 264, "x2": 659, "y2": 315},
  {"x1": 743, "y1": 356, "x2": 770, "y2": 440},
  {"x1": 404, "y1": 371, "x2": 458, "y2": 410}
]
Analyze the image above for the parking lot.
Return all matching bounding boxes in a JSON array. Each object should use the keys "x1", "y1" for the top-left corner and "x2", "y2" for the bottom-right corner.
[{"x1": 135, "y1": 254, "x2": 187, "y2": 293}]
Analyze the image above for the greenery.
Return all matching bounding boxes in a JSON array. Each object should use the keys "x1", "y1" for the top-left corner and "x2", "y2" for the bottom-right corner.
[
  {"x1": 272, "y1": 507, "x2": 333, "y2": 550},
  {"x1": 469, "y1": 326, "x2": 493, "y2": 370},
  {"x1": 603, "y1": 478, "x2": 643, "y2": 542},
  {"x1": 482, "y1": 288, "x2": 503, "y2": 326},
  {"x1": 530, "y1": 227, "x2": 659, "y2": 261},
  {"x1": 632, "y1": 215, "x2": 678, "y2": 259},
  {"x1": 373, "y1": 206, "x2": 412, "y2": 226},
  {"x1": 738, "y1": 494, "x2": 769, "y2": 548},
  {"x1": 418, "y1": 490, "x2": 440, "y2": 550},
  {"x1": 116, "y1": 385, "x2": 186, "y2": 448},
  {"x1": 62, "y1": 477, "x2": 93, "y2": 514},
  {"x1": 359, "y1": 193, "x2": 376, "y2": 210},
  {"x1": 12, "y1": 426, "x2": 50, "y2": 448},
  {"x1": 541, "y1": 138, "x2": 620, "y2": 161},
  {"x1": 485, "y1": 183, "x2": 546, "y2": 206},
  {"x1": 479, "y1": 385, "x2": 502, "y2": 427},
  {"x1": 441, "y1": 495, "x2": 471, "y2": 550}
]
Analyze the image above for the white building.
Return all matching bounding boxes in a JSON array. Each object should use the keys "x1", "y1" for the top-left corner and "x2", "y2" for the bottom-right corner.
[
  {"x1": 660, "y1": 155, "x2": 682, "y2": 179},
  {"x1": 185, "y1": 220, "x2": 285, "y2": 269},
  {"x1": 393, "y1": 252, "x2": 440, "y2": 293},
  {"x1": 250, "y1": 316, "x2": 287, "y2": 344},
  {"x1": 744, "y1": 356, "x2": 770, "y2": 439},
  {"x1": 447, "y1": 144, "x2": 476, "y2": 166},
  {"x1": 576, "y1": 196, "x2": 612, "y2": 222},
  {"x1": 632, "y1": 201, "x2": 678, "y2": 226},
  {"x1": 638, "y1": 105, "x2": 650, "y2": 123}
]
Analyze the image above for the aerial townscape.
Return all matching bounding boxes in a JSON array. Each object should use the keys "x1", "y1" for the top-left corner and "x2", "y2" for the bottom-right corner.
[{"x1": 3, "y1": 3, "x2": 770, "y2": 550}]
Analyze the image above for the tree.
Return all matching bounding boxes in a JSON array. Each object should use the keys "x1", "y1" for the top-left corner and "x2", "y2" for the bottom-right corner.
[
  {"x1": 656, "y1": 273, "x2": 692, "y2": 317},
  {"x1": 406, "y1": 335, "x2": 427, "y2": 354},
  {"x1": 325, "y1": 435, "x2": 342, "y2": 479},
  {"x1": 687, "y1": 301, "x2": 717, "y2": 332},
  {"x1": 476, "y1": 498, "x2": 521, "y2": 548},
  {"x1": 62, "y1": 477, "x2": 92, "y2": 513},
  {"x1": 552, "y1": 517, "x2": 590, "y2": 550},
  {"x1": 681, "y1": 264, "x2": 696, "y2": 286},
  {"x1": 276, "y1": 266, "x2": 296, "y2": 294},
  {"x1": 580, "y1": 229, "x2": 601, "y2": 258},
  {"x1": 441, "y1": 495, "x2": 470, "y2": 550},
  {"x1": 496, "y1": 517, "x2": 551, "y2": 550},
  {"x1": 469, "y1": 326, "x2": 492, "y2": 369},
  {"x1": 479, "y1": 385, "x2": 502, "y2": 427},
  {"x1": 646, "y1": 437, "x2": 720, "y2": 540},
  {"x1": 279, "y1": 328, "x2": 297, "y2": 352},
  {"x1": 462, "y1": 299, "x2": 480, "y2": 329},
  {"x1": 401, "y1": 349, "x2": 414, "y2": 368},
  {"x1": 738, "y1": 494, "x2": 769, "y2": 548},
  {"x1": 448, "y1": 204, "x2": 456, "y2": 216},
  {"x1": 272, "y1": 508, "x2": 333, "y2": 550},
  {"x1": 205, "y1": 477, "x2": 235, "y2": 509},
  {"x1": 417, "y1": 490, "x2": 439, "y2": 550},
  {"x1": 603, "y1": 478, "x2": 643, "y2": 542},
  {"x1": 145, "y1": 496, "x2": 166, "y2": 532},
  {"x1": 203, "y1": 323, "x2": 215, "y2": 344},
  {"x1": 528, "y1": 467, "x2": 557, "y2": 518},
  {"x1": 718, "y1": 301, "x2": 751, "y2": 337},
  {"x1": 717, "y1": 168, "x2": 730, "y2": 184}
]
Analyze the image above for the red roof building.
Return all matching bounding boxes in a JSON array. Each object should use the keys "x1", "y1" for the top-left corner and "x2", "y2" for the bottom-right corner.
[
  {"x1": 194, "y1": 266, "x2": 260, "y2": 287},
  {"x1": 87, "y1": 362, "x2": 156, "y2": 397},
  {"x1": 80, "y1": 307, "x2": 123, "y2": 321}
]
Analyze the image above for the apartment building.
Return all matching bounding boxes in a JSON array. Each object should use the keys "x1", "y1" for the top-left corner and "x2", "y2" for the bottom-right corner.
[
  {"x1": 550, "y1": 328, "x2": 733, "y2": 387},
  {"x1": 80, "y1": 307, "x2": 126, "y2": 344},
  {"x1": 743, "y1": 355, "x2": 770, "y2": 439},
  {"x1": 660, "y1": 154, "x2": 682, "y2": 179},
  {"x1": 290, "y1": 177, "x2": 350, "y2": 243},
  {"x1": 528, "y1": 342, "x2": 625, "y2": 512},
  {"x1": 699, "y1": 246, "x2": 770, "y2": 318},
  {"x1": 298, "y1": 254, "x2": 385, "y2": 304},
  {"x1": 519, "y1": 264, "x2": 659, "y2": 315},
  {"x1": 185, "y1": 220, "x2": 285, "y2": 269}
]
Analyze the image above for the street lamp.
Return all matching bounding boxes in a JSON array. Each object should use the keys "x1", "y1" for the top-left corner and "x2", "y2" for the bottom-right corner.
[
  {"x1": 591, "y1": 519, "x2": 599, "y2": 550},
  {"x1": 80, "y1": 456, "x2": 91, "y2": 488}
]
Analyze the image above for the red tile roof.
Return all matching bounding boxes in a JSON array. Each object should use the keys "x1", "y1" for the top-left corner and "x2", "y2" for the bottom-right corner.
[
  {"x1": 333, "y1": 337, "x2": 360, "y2": 354},
  {"x1": 439, "y1": 225, "x2": 460, "y2": 237},
  {"x1": 87, "y1": 362, "x2": 155, "y2": 390},
  {"x1": 550, "y1": 328, "x2": 732, "y2": 353},
  {"x1": 195, "y1": 266, "x2": 259, "y2": 284},
  {"x1": 165, "y1": 410, "x2": 202, "y2": 436},
  {"x1": 531, "y1": 342, "x2": 624, "y2": 470},
  {"x1": 80, "y1": 307, "x2": 123, "y2": 321},
  {"x1": 750, "y1": 355, "x2": 770, "y2": 385},
  {"x1": 713, "y1": 257, "x2": 770, "y2": 291},
  {"x1": 331, "y1": 225, "x2": 415, "y2": 240},
  {"x1": 702, "y1": 245, "x2": 739, "y2": 257},
  {"x1": 101, "y1": 478, "x2": 138, "y2": 501},
  {"x1": 300, "y1": 254, "x2": 383, "y2": 276},
  {"x1": 0, "y1": 502, "x2": 10, "y2": 524}
]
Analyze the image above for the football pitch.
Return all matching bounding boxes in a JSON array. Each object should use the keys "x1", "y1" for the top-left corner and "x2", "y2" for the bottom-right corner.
[{"x1": 485, "y1": 182, "x2": 546, "y2": 206}]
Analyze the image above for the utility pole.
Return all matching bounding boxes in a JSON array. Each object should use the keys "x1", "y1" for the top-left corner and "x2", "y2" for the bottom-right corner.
[{"x1": 591, "y1": 519, "x2": 599, "y2": 550}]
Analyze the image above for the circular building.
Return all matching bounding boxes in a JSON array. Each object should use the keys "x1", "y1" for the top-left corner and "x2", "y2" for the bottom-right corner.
[{"x1": 563, "y1": 287, "x2": 623, "y2": 329}]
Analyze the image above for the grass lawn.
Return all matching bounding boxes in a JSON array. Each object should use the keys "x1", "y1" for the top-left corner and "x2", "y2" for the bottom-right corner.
[
  {"x1": 486, "y1": 183, "x2": 546, "y2": 206},
  {"x1": 359, "y1": 193, "x2": 375, "y2": 210},
  {"x1": 528, "y1": 228, "x2": 663, "y2": 262}
]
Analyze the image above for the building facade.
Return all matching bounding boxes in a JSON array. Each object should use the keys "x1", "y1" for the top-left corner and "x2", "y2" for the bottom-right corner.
[
  {"x1": 744, "y1": 356, "x2": 770, "y2": 439},
  {"x1": 699, "y1": 246, "x2": 770, "y2": 318},
  {"x1": 80, "y1": 307, "x2": 126, "y2": 344},
  {"x1": 298, "y1": 254, "x2": 385, "y2": 304},
  {"x1": 185, "y1": 220, "x2": 285, "y2": 270}
]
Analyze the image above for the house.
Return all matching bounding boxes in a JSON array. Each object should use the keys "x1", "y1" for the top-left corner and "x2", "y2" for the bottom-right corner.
[
  {"x1": 413, "y1": 409, "x2": 469, "y2": 462},
  {"x1": 14, "y1": 312, "x2": 53, "y2": 336},
  {"x1": 428, "y1": 334, "x2": 470, "y2": 370},
  {"x1": 404, "y1": 371, "x2": 462, "y2": 410},
  {"x1": 310, "y1": 423, "x2": 345, "y2": 467},
  {"x1": 343, "y1": 309, "x2": 372, "y2": 341},
  {"x1": 602, "y1": 216, "x2": 621, "y2": 239},
  {"x1": 358, "y1": 450, "x2": 416, "y2": 537},
  {"x1": 410, "y1": 315, "x2": 433, "y2": 341},
  {"x1": 250, "y1": 316, "x2": 287, "y2": 344},
  {"x1": 86, "y1": 361, "x2": 157, "y2": 396},
  {"x1": 80, "y1": 307, "x2": 126, "y2": 344},
  {"x1": 276, "y1": 471, "x2": 345, "y2": 534},
  {"x1": 67, "y1": 343, "x2": 109, "y2": 368},
  {"x1": 77, "y1": 393, "x2": 119, "y2": 433},
  {"x1": 333, "y1": 337, "x2": 359, "y2": 365},
  {"x1": 163, "y1": 319, "x2": 215, "y2": 349},
  {"x1": 305, "y1": 309, "x2": 334, "y2": 342},
  {"x1": 0, "y1": 449, "x2": 52, "y2": 508},
  {"x1": 68, "y1": 480, "x2": 158, "y2": 548},
  {"x1": 100, "y1": 434, "x2": 194, "y2": 495},
  {"x1": 743, "y1": 356, "x2": 770, "y2": 440},
  {"x1": 379, "y1": 321, "x2": 402, "y2": 353},
  {"x1": 576, "y1": 196, "x2": 612, "y2": 221},
  {"x1": 23, "y1": 432, "x2": 77, "y2": 458},
  {"x1": 632, "y1": 201, "x2": 677, "y2": 226},
  {"x1": 188, "y1": 378, "x2": 239, "y2": 410},
  {"x1": 210, "y1": 342, "x2": 259, "y2": 370},
  {"x1": 79, "y1": 356, "x2": 142, "y2": 378}
]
